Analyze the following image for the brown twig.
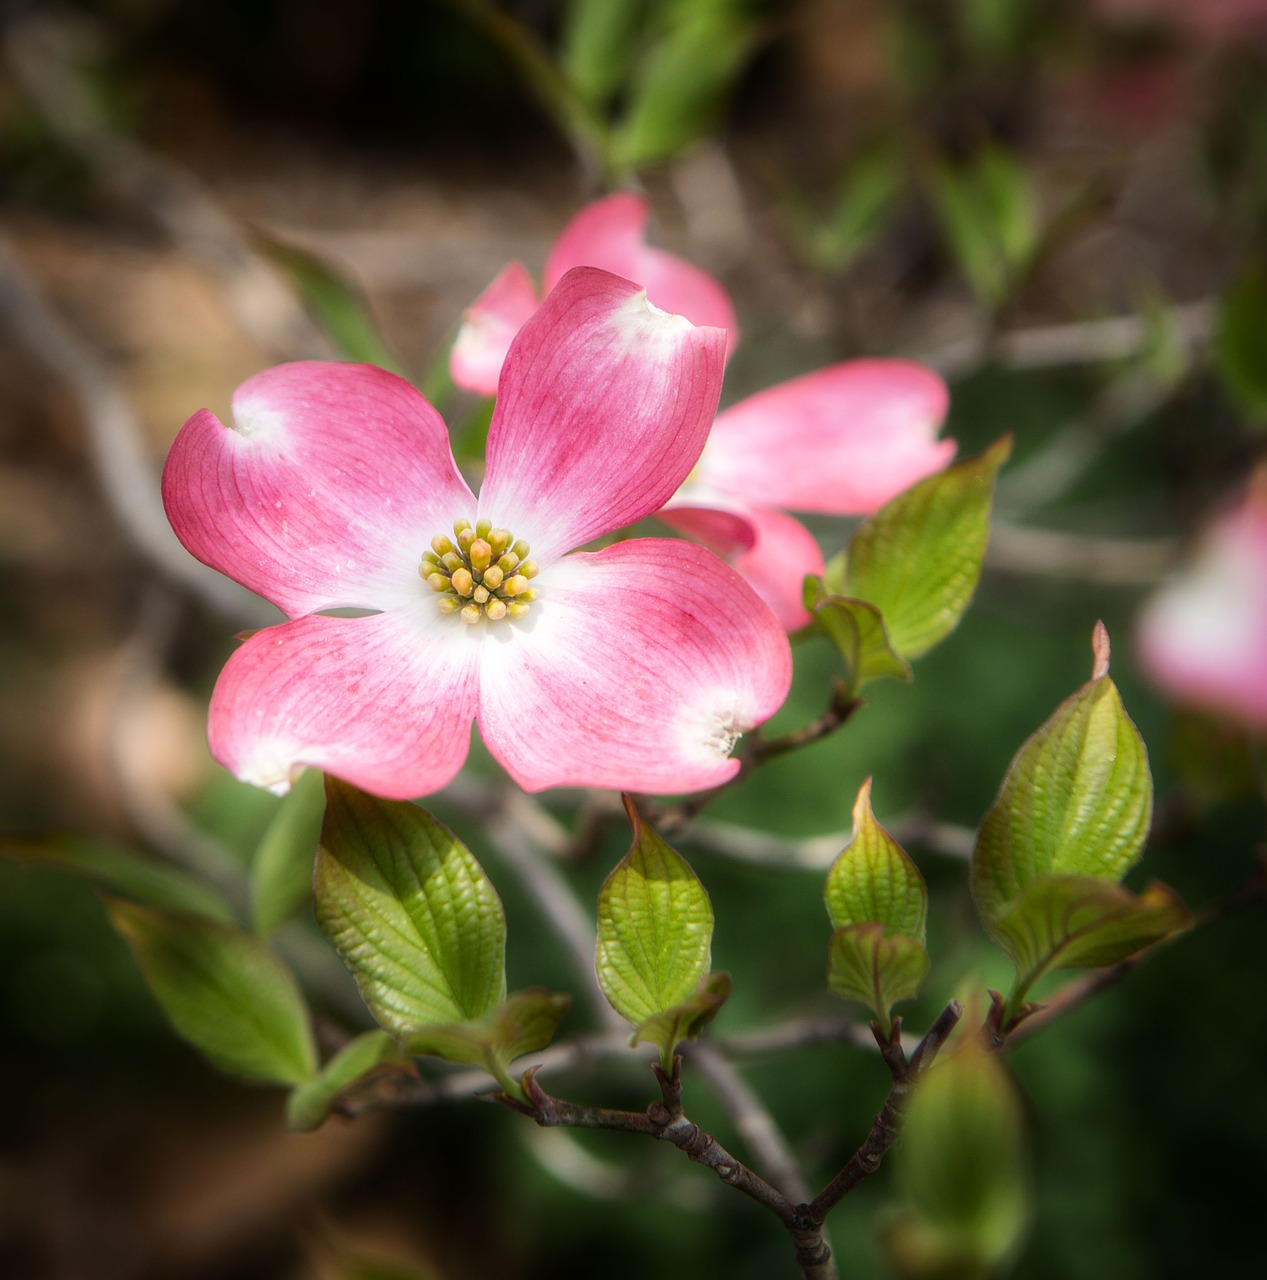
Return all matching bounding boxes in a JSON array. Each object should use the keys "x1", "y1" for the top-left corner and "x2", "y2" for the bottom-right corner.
[
  {"x1": 654, "y1": 685, "x2": 862, "y2": 835},
  {"x1": 808, "y1": 1002, "x2": 962, "y2": 1219}
]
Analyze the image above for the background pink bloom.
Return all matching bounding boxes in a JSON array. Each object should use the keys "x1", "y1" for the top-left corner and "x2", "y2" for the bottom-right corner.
[
  {"x1": 663, "y1": 360, "x2": 955, "y2": 628},
  {"x1": 1136, "y1": 484, "x2": 1267, "y2": 728},
  {"x1": 450, "y1": 192, "x2": 738, "y2": 396},
  {"x1": 163, "y1": 268, "x2": 791, "y2": 800}
]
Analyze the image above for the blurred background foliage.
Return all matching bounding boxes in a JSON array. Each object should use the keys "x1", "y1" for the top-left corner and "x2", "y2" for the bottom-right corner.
[{"x1": 1, "y1": 0, "x2": 1265, "y2": 1277}]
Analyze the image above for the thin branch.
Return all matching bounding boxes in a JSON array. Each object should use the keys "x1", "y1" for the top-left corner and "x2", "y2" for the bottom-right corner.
[
  {"x1": 1004, "y1": 852, "x2": 1267, "y2": 1047},
  {"x1": 986, "y1": 521, "x2": 1176, "y2": 586},
  {"x1": 808, "y1": 1002, "x2": 962, "y2": 1220},
  {"x1": 683, "y1": 1041, "x2": 812, "y2": 1204},
  {"x1": 717, "y1": 1011, "x2": 890, "y2": 1058},
  {"x1": 654, "y1": 686, "x2": 861, "y2": 835},
  {"x1": 919, "y1": 299, "x2": 1214, "y2": 380}
]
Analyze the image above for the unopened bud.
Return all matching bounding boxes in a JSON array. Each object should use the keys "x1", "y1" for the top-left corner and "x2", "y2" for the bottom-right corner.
[
  {"x1": 511, "y1": 539, "x2": 531, "y2": 561},
  {"x1": 469, "y1": 538, "x2": 492, "y2": 571},
  {"x1": 507, "y1": 601, "x2": 531, "y2": 619},
  {"x1": 504, "y1": 574, "x2": 529, "y2": 596},
  {"x1": 519, "y1": 560, "x2": 539, "y2": 580},
  {"x1": 482, "y1": 565, "x2": 504, "y2": 590},
  {"x1": 426, "y1": 572, "x2": 450, "y2": 593},
  {"x1": 451, "y1": 567, "x2": 474, "y2": 597},
  {"x1": 460, "y1": 603, "x2": 482, "y2": 625},
  {"x1": 485, "y1": 598, "x2": 508, "y2": 621},
  {"x1": 475, "y1": 517, "x2": 492, "y2": 539},
  {"x1": 437, "y1": 597, "x2": 461, "y2": 614},
  {"x1": 473, "y1": 585, "x2": 490, "y2": 604},
  {"x1": 431, "y1": 535, "x2": 455, "y2": 557}
]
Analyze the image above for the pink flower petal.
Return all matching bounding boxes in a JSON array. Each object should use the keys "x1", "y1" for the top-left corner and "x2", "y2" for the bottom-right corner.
[
  {"x1": 163, "y1": 362, "x2": 476, "y2": 617},
  {"x1": 480, "y1": 267, "x2": 726, "y2": 564},
  {"x1": 449, "y1": 261, "x2": 541, "y2": 395},
  {"x1": 1136, "y1": 493, "x2": 1267, "y2": 727},
  {"x1": 210, "y1": 607, "x2": 481, "y2": 799},
  {"x1": 696, "y1": 359, "x2": 954, "y2": 515},
  {"x1": 543, "y1": 193, "x2": 739, "y2": 358},
  {"x1": 663, "y1": 500, "x2": 824, "y2": 631},
  {"x1": 476, "y1": 539, "x2": 792, "y2": 793}
]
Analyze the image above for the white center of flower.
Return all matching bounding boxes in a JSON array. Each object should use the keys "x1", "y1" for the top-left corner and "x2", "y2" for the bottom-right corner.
[{"x1": 420, "y1": 518, "x2": 539, "y2": 624}]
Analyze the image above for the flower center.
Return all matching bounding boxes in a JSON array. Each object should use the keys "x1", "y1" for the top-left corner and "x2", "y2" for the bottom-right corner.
[{"x1": 420, "y1": 518, "x2": 539, "y2": 625}]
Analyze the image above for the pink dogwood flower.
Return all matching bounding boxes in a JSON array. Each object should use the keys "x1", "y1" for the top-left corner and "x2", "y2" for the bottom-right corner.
[
  {"x1": 451, "y1": 192, "x2": 738, "y2": 396},
  {"x1": 1136, "y1": 481, "x2": 1267, "y2": 728},
  {"x1": 451, "y1": 194, "x2": 956, "y2": 630},
  {"x1": 162, "y1": 268, "x2": 792, "y2": 801}
]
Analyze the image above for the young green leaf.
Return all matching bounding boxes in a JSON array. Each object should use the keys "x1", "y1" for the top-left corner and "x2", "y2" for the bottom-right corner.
[
  {"x1": 825, "y1": 779, "x2": 927, "y2": 938},
  {"x1": 405, "y1": 989, "x2": 572, "y2": 1100},
  {"x1": 251, "y1": 767, "x2": 326, "y2": 937},
  {"x1": 107, "y1": 898, "x2": 316, "y2": 1084},
  {"x1": 562, "y1": 0, "x2": 648, "y2": 107},
  {"x1": 890, "y1": 1041, "x2": 1030, "y2": 1273},
  {"x1": 991, "y1": 876, "x2": 1189, "y2": 994},
  {"x1": 971, "y1": 623, "x2": 1154, "y2": 930},
  {"x1": 4, "y1": 835, "x2": 234, "y2": 924},
  {"x1": 824, "y1": 780, "x2": 929, "y2": 1028},
  {"x1": 611, "y1": 4, "x2": 756, "y2": 170},
  {"x1": 286, "y1": 1030, "x2": 407, "y2": 1132},
  {"x1": 256, "y1": 234, "x2": 404, "y2": 372},
  {"x1": 843, "y1": 437, "x2": 1011, "y2": 660},
  {"x1": 828, "y1": 925, "x2": 930, "y2": 1029},
  {"x1": 596, "y1": 799, "x2": 714, "y2": 1031},
  {"x1": 315, "y1": 780, "x2": 506, "y2": 1037},
  {"x1": 812, "y1": 595, "x2": 912, "y2": 693},
  {"x1": 632, "y1": 971, "x2": 732, "y2": 1069}
]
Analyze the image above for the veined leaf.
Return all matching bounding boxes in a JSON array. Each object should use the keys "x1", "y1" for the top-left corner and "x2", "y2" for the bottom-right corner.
[
  {"x1": 405, "y1": 988, "x2": 571, "y2": 1100},
  {"x1": 825, "y1": 779, "x2": 927, "y2": 938},
  {"x1": 813, "y1": 595, "x2": 912, "y2": 693},
  {"x1": 596, "y1": 799, "x2": 714, "y2": 1031},
  {"x1": 632, "y1": 971, "x2": 732, "y2": 1066},
  {"x1": 315, "y1": 781, "x2": 506, "y2": 1037},
  {"x1": 971, "y1": 623, "x2": 1153, "y2": 931},
  {"x1": 828, "y1": 924, "x2": 929, "y2": 1028},
  {"x1": 843, "y1": 437, "x2": 1011, "y2": 660},
  {"x1": 992, "y1": 876, "x2": 1189, "y2": 991},
  {"x1": 108, "y1": 898, "x2": 316, "y2": 1084}
]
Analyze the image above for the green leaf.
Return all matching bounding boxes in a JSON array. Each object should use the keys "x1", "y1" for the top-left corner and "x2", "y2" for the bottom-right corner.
[
  {"x1": 1215, "y1": 259, "x2": 1267, "y2": 422},
  {"x1": 842, "y1": 437, "x2": 1011, "y2": 660},
  {"x1": 788, "y1": 141, "x2": 905, "y2": 274},
  {"x1": 286, "y1": 1030, "x2": 406, "y2": 1131},
  {"x1": 315, "y1": 781, "x2": 506, "y2": 1037},
  {"x1": 928, "y1": 146, "x2": 1040, "y2": 307},
  {"x1": 107, "y1": 899, "x2": 316, "y2": 1084},
  {"x1": 3, "y1": 835, "x2": 234, "y2": 923},
  {"x1": 812, "y1": 595, "x2": 912, "y2": 693},
  {"x1": 992, "y1": 876, "x2": 1189, "y2": 991},
  {"x1": 596, "y1": 799, "x2": 714, "y2": 1030},
  {"x1": 891, "y1": 1042, "x2": 1030, "y2": 1272},
  {"x1": 825, "y1": 779, "x2": 927, "y2": 939},
  {"x1": 632, "y1": 970, "x2": 732, "y2": 1066},
  {"x1": 971, "y1": 623, "x2": 1154, "y2": 930},
  {"x1": 256, "y1": 234, "x2": 403, "y2": 372},
  {"x1": 251, "y1": 767, "x2": 325, "y2": 937},
  {"x1": 611, "y1": 4, "x2": 757, "y2": 170},
  {"x1": 405, "y1": 988, "x2": 571, "y2": 1100},
  {"x1": 828, "y1": 924, "x2": 929, "y2": 1027},
  {"x1": 562, "y1": 0, "x2": 648, "y2": 107}
]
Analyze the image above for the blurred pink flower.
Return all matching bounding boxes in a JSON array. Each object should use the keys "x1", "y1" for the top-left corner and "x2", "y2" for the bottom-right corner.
[
  {"x1": 163, "y1": 268, "x2": 792, "y2": 800},
  {"x1": 452, "y1": 193, "x2": 954, "y2": 630},
  {"x1": 1136, "y1": 482, "x2": 1267, "y2": 728}
]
